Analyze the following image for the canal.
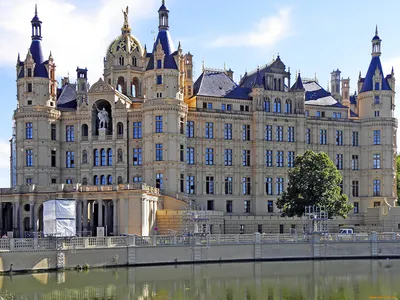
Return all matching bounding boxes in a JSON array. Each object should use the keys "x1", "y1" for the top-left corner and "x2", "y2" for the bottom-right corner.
[{"x1": 0, "y1": 260, "x2": 399, "y2": 299}]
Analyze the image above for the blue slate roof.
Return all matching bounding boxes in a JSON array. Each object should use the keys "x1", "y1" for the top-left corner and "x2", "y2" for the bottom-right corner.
[
  {"x1": 350, "y1": 93, "x2": 357, "y2": 105},
  {"x1": 291, "y1": 73, "x2": 304, "y2": 91},
  {"x1": 350, "y1": 110, "x2": 358, "y2": 117},
  {"x1": 359, "y1": 56, "x2": 391, "y2": 93},
  {"x1": 56, "y1": 84, "x2": 77, "y2": 109},
  {"x1": 240, "y1": 66, "x2": 268, "y2": 90},
  {"x1": 18, "y1": 40, "x2": 48, "y2": 79},
  {"x1": 253, "y1": 68, "x2": 264, "y2": 87},
  {"x1": 193, "y1": 70, "x2": 250, "y2": 100},
  {"x1": 146, "y1": 30, "x2": 178, "y2": 70},
  {"x1": 303, "y1": 80, "x2": 347, "y2": 108}
]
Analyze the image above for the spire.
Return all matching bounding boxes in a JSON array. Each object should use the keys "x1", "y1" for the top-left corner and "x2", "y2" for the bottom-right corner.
[
  {"x1": 121, "y1": 6, "x2": 131, "y2": 35},
  {"x1": 291, "y1": 72, "x2": 304, "y2": 91},
  {"x1": 17, "y1": 53, "x2": 20, "y2": 63},
  {"x1": 253, "y1": 66, "x2": 264, "y2": 88},
  {"x1": 31, "y1": 5, "x2": 42, "y2": 41},
  {"x1": 158, "y1": 0, "x2": 169, "y2": 31},
  {"x1": 371, "y1": 25, "x2": 381, "y2": 57},
  {"x1": 375, "y1": 24, "x2": 378, "y2": 36}
]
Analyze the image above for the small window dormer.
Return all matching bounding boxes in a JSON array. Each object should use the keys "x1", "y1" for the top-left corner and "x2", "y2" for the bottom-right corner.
[
  {"x1": 157, "y1": 59, "x2": 162, "y2": 69},
  {"x1": 119, "y1": 56, "x2": 124, "y2": 66},
  {"x1": 133, "y1": 56, "x2": 137, "y2": 67},
  {"x1": 27, "y1": 68, "x2": 32, "y2": 77},
  {"x1": 375, "y1": 82, "x2": 380, "y2": 91}
]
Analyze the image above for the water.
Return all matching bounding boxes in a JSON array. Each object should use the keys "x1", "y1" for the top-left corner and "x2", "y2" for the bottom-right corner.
[{"x1": 0, "y1": 260, "x2": 399, "y2": 299}]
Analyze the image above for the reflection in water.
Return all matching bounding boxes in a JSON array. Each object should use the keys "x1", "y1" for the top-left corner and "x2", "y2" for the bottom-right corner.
[{"x1": 0, "y1": 260, "x2": 399, "y2": 299}]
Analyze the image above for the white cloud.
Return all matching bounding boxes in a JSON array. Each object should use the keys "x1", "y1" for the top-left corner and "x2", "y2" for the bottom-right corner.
[
  {"x1": 209, "y1": 7, "x2": 292, "y2": 48},
  {"x1": 0, "y1": 140, "x2": 10, "y2": 187},
  {"x1": 0, "y1": 0, "x2": 158, "y2": 83}
]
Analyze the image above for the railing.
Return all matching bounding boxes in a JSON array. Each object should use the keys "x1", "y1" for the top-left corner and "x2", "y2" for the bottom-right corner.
[{"x1": 0, "y1": 232, "x2": 399, "y2": 252}]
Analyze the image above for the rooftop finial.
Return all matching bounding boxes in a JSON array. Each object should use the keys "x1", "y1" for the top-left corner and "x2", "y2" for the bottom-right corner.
[
  {"x1": 375, "y1": 24, "x2": 378, "y2": 36},
  {"x1": 202, "y1": 59, "x2": 205, "y2": 72},
  {"x1": 162, "y1": 0, "x2": 165, "y2": 4},
  {"x1": 121, "y1": 6, "x2": 131, "y2": 34},
  {"x1": 35, "y1": 4, "x2": 37, "y2": 16}
]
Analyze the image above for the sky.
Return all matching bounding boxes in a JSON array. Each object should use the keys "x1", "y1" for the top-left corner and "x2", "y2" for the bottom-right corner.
[{"x1": 0, "y1": 0, "x2": 400, "y2": 187}]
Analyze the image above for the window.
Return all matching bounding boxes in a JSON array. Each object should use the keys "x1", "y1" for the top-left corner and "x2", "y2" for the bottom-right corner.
[
  {"x1": 267, "y1": 200, "x2": 274, "y2": 213},
  {"x1": 117, "y1": 123, "x2": 124, "y2": 136},
  {"x1": 352, "y1": 132, "x2": 359, "y2": 146},
  {"x1": 265, "y1": 125, "x2": 272, "y2": 141},
  {"x1": 180, "y1": 145, "x2": 184, "y2": 162},
  {"x1": 101, "y1": 149, "x2": 106, "y2": 166},
  {"x1": 117, "y1": 176, "x2": 123, "y2": 184},
  {"x1": 132, "y1": 56, "x2": 137, "y2": 67},
  {"x1": 107, "y1": 148, "x2": 112, "y2": 166},
  {"x1": 242, "y1": 177, "x2": 251, "y2": 195},
  {"x1": 266, "y1": 177, "x2": 273, "y2": 195},
  {"x1": 374, "y1": 201, "x2": 380, "y2": 207},
  {"x1": 374, "y1": 95, "x2": 380, "y2": 104},
  {"x1": 186, "y1": 176, "x2": 195, "y2": 194},
  {"x1": 242, "y1": 125, "x2": 250, "y2": 141},
  {"x1": 107, "y1": 175, "x2": 113, "y2": 185},
  {"x1": 205, "y1": 148, "x2": 214, "y2": 165},
  {"x1": 186, "y1": 121, "x2": 194, "y2": 138},
  {"x1": 224, "y1": 149, "x2": 233, "y2": 166},
  {"x1": 155, "y1": 116, "x2": 163, "y2": 133},
  {"x1": 119, "y1": 56, "x2": 124, "y2": 66},
  {"x1": 226, "y1": 200, "x2": 233, "y2": 213},
  {"x1": 133, "y1": 176, "x2": 143, "y2": 183},
  {"x1": 353, "y1": 201, "x2": 359, "y2": 213},
  {"x1": 373, "y1": 130, "x2": 381, "y2": 145},
  {"x1": 100, "y1": 175, "x2": 106, "y2": 185},
  {"x1": 352, "y1": 181, "x2": 359, "y2": 197},
  {"x1": 180, "y1": 174, "x2": 185, "y2": 193},
  {"x1": 92, "y1": 175, "x2": 98, "y2": 185},
  {"x1": 285, "y1": 100, "x2": 292, "y2": 114},
  {"x1": 305, "y1": 110, "x2": 309, "y2": 117},
  {"x1": 352, "y1": 155, "x2": 359, "y2": 170},
  {"x1": 265, "y1": 150, "x2": 273, "y2": 167},
  {"x1": 226, "y1": 104, "x2": 232, "y2": 111},
  {"x1": 264, "y1": 99, "x2": 270, "y2": 112},
  {"x1": 66, "y1": 151, "x2": 74, "y2": 168},
  {"x1": 157, "y1": 59, "x2": 162, "y2": 69},
  {"x1": 306, "y1": 128, "x2": 311, "y2": 144},
  {"x1": 133, "y1": 122, "x2": 142, "y2": 139},
  {"x1": 156, "y1": 75, "x2": 162, "y2": 85},
  {"x1": 374, "y1": 111, "x2": 380, "y2": 117},
  {"x1": 27, "y1": 83, "x2": 32, "y2": 93},
  {"x1": 320, "y1": 129, "x2": 327, "y2": 145},
  {"x1": 93, "y1": 149, "x2": 99, "y2": 166},
  {"x1": 186, "y1": 147, "x2": 194, "y2": 165},
  {"x1": 156, "y1": 144, "x2": 163, "y2": 161},
  {"x1": 242, "y1": 150, "x2": 250, "y2": 167},
  {"x1": 373, "y1": 154, "x2": 381, "y2": 169},
  {"x1": 179, "y1": 117, "x2": 184, "y2": 134},
  {"x1": 288, "y1": 151, "x2": 295, "y2": 168},
  {"x1": 66, "y1": 178, "x2": 73, "y2": 184},
  {"x1": 276, "y1": 150, "x2": 284, "y2": 167},
  {"x1": 336, "y1": 154, "x2": 343, "y2": 170},
  {"x1": 81, "y1": 124, "x2": 88, "y2": 139},
  {"x1": 276, "y1": 177, "x2": 284, "y2": 195},
  {"x1": 276, "y1": 126, "x2": 283, "y2": 142},
  {"x1": 27, "y1": 68, "x2": 32, "y2": 77},
  {"x1": 244, "y1": 200, "x2": 251, "y2": 213},
  {"x1": 26, "y1": 178, "x2": 33, "y2": 184},
  {"x1": 221, "y1": 104, "x2": 226, "y2": 111},
  {"x1": 287, "y1": 126, "x2": 295, "y2": 142},
  {"x1": 51, "y1": 124, "x2": 56, "y2": 140},
  {"x1": 240, "y1": 105, "x2": 249, "y2": 112},
  {"x1": 205, "y1": 122, "x2": 213, "y2": 139},
  {"x1": 133, "y1": 148, "x2": 142, "y2": 165},
  {"x1": 26, "y1": 149, "x2": 33, "y2": 166},
  {"x1": 240, "y1": 225, "x2": 245, "y2": 234},
  {"x1": 373, "y1": 179, "x2": 380, "y2": 196},
  {"x1": 316, "y1": 111, "x2": 321, "y2": 117},
  {"x1": 51, "y1": 150, "x2": 56, "y2": 167},
  {"x1": 156, "y1": 173, "x2": 164, "y2": 189},
  {"x1": 225, "y1": 177, "x2": 233, "y2": 195},
  {"x1": 336, "y1": 130, "x2": 343, "y2": 146},
  {"x1": 280, "y1": 225, "x2": 284, "y2": 234},
  {"x1": 25, "y1": 123, "x2": 33, "y2": 139},
  {"x1": 207, "y1": 200, "x2": 214, "y2": 211},
  {"x1": 82, "y1": 150, "x2": 88, "y2": 164},
  {"x1": 206, "y1": 176, "x2": 214, "y2": 194},
  {"x1": 273, "y1": 99, "x2": 281, "y2": 113},
  {"x1": 66, "y1": 125, "x2": 74, "y2": 142}
]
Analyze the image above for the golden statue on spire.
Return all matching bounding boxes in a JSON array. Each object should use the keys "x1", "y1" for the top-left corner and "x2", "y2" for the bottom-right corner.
[{"x1": 122, "y1": 6, "x2": 129, "y2": 25}]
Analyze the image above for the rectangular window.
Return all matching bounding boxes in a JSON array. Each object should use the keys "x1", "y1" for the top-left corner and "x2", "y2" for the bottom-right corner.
[
  {"x1": 267, "y1": 200, "x2": 274, "y2": 213},
  {"x1": 336, "y1": 130, "x2": 343, "y2": 146},
  {"x1": 186, "y1": 147, "x2": 195, "y2": 165},
  {"x1": 288, "y1": 151, "x2": 295, "y2": 168},
  {"x1": 276, "y1": 126, "x2": 283, "y2": 142},
  {"x1": 242, "y1": 177, "x2": 251, "y2": 195},
  {"x1": 221, "y1": 104, "x2": 226, "y2": 111},
  {"x1": 287, "y1": 127, "x2": 295, "y2": 142},
  {"x1": 227, "y1": 104, "x2": 232, "y2": 111},
  {"x1": 352, "y1": 132, "x2": 359, "y2": 146},
  {"x1": 276, "y1": 150, "x2": 284, "y2": 167},
  {"x1": 336, "y1": 154, "x2": 343, "y2": 170},
  {"x1": 133, "y1": 148, "x2": 142, "y2": 165},
  {"x1": 352, "y1": 155, "x2": 359, "y2": 170},
  {"x1": 352, "y1": 181, "x2": 359, "y2": 197},
  {"x1": 205, "y1": 122, "x2": 213, "y2": 139},
  {"x1": 353, "y1": 201, "x2": 359, "y2": 214},
  {"x1": 207, "y1": 200, "x2": 214, "y2": 211},
  {"x1": 155, "y1": 116, "x2": 163, "y2": 133},
  {"x1": 265, "y1": 150, "x2": 273, "y2": 167},
  {"x1": 51, "y1": 150, "x2": 56, "y2": 167},
  {"x1": 157, "y1": 59, "x2": 162, "y2": 69},
  {"x1": 26, "y1": 149, "x2": 33, "y2": 166},
  {"x1": 156, "y1": 75, "x2": 162, "y2": 85},
  {"x1": 205, "y1": 148, "x2": 214, "y2": 165},
  {"x1": 266, "y1": 177, "x2": 273, "y2": 195},
  {"x1": 186, "y1": 176, "x2": 195, "y2": 194},
  {"x1": 66, "y1": 125, "x2": 74, "y2": 142},
  {"x1": 51, "y1": 124, "x2": 56, "y2": 141},
  {"x1": 26, "y1": 122, "x2": 33, "y2": 139},
  {"x1": 306, "y1": 128, "x2": 311, "y2": 144},
  {"x1": 27, "y1": 83, "x2": 32, "y2": 93},
  {"x1": 66, "y1": 179, "x2": 73, "y2": 184},
  {"x1": 206, "y1": 176, "x2": 214, "y2": 194},
  {"x1": 242, "y1": 150, "x2": 250, "y2": 166},
  {"x1": 373, "y1": 179, "x2": 380, "y2": 196},
  {"x1": 276, "y1": 177, "x2": 284, "y2": 195},
  {"x1": 375, "y1": 82, "x2": 380, "y2": 91},
  {"x1": 133, "y1": 122, "x2": 142, "y2": 139},
  {"x1": 179, "y1": 117, "x2": 184, "y2": 134},
  {"x1": 305, "y1": 110, "x2": 309, "y2": 117},
  {"x1": 155, "y1": 144, "x2": 163, "y2": 161},
  {"x1": 186, "y1": 121, "x2": 194, "y2": 138},
  {"x1": 224, "y1": 149, "x2": 233, "y2": 166},
  {"x1": 240, "y1": 224, "x2": 245, "y2": 234},
  {"x1": 224, "y1": 123, "x2": 232, "y2": 140},
  {"x1": 375, "y1": 111, "x2": 380, "y2": 117},
  {"x1": 180, "y1": 145, "x2": 184, "y2": 162},
  {"x1": 27, "y1": 68, "x2": 32, "y2": 77},
  {"x1": 156, "y1": 173, "x2": 163, "y2": 189},
  {"x1": 207, "y1": 103, "x2": 213, "y2": 110},
  {"x1": 180, "y1": 174, "x2": 185, "y2": 193},
  {"x1": 373, "y1": 154, "x2": 381, "y2": 169},
  {"x1": 373, "y1": 130, "x2": 381, "y2": 145},
  {"x1": 225, "y1": 177, "x2": 233, "y2": 195},
  {"x1": 320, "y1": 129, "x2": 327, "y2": 145},
  {"x1": 66, "y1": 151, "x2": 75, "y2": 168},
  {"x1": 244, "y1": 200, "x2": 251, "y2": 213},
  {"x1": 242, "y1": 125, "x2": 250, "y2": 141},
  {"x1": 374, "y1": 95, "x2": 380, "y2": 104},
  {"x1": 26, "y1": 178, "x2": 33, "y2": 184},
  {"x1": 226, "y1": 200, "x2": 233, "y2": 213},
  {"x1": 265, "y1": 125, "x2": 272, "y2": 141},
  {"x1": 133, "y1": 176, "x2": 143, "y2": 183},
  {"x1": 316, "y1": 111, "x2": 321, "y2": 117}
]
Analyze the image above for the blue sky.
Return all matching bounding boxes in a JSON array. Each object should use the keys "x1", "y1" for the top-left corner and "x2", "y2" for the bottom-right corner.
[{"x1": 0, "y1": 0, "x2": 400, "y2": 187}]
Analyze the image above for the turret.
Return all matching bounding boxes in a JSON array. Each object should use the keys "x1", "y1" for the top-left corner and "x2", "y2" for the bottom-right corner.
[
  {"x1": 330, "y1": 69, "x2": 341, "y2": 102},
  {"x1": 290, "y1": 72, "x2": 305, "y2": 114},
  {"x1": 184, "y1": 52, "x2": 193, "y2": 99},
  {"x1": 77, "y1": 67, "x2": 88, "y2": 105}
]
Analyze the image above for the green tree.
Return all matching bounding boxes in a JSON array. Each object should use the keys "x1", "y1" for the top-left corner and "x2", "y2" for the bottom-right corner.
[{"x1": 276, "y1": 150, "x2": 353, "y2": 218}]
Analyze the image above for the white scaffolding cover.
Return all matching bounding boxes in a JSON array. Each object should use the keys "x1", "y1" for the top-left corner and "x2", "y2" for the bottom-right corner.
[{"x1": 43, "y1": 199, "x2": 76, "y2": 237}]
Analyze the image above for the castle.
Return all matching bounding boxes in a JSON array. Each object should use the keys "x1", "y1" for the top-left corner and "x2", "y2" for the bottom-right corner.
[{"x1": 0, "y1": 1, "x2": 398, "y2": 238}]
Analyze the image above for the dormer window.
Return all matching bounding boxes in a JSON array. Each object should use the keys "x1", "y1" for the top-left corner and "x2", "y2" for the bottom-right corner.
[
  {"x1": 375, "y1": 82, "x2": 380, "y2": 90},
  {"x1": 27, "y1": 68, "x2": 32, "y2": 77},
  {"x1": 374, "y1": 96, "x2": 380, "y2": 104},
  {"x1": 119, "y1": 56, "x2": 124, "y2": 66},
  {"x1": 156, "y1": 75, "x2": 162, "y2": 85},
  {"x1": 157, "y1": 59, "x2": 162, "y2": 69},
  {"x1": 27, "y1": 83, "x2": 32, "y2": 93}
]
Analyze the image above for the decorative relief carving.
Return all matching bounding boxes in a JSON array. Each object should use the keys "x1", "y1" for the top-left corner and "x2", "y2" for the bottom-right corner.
[{"x1": 89, "y1": 78, "x2": 115, "y2": 93}]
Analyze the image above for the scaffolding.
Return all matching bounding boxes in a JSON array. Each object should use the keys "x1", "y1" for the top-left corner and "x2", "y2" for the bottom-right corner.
[{"x1": 302, "y1": 205, "x2": 330, "y2": 234}]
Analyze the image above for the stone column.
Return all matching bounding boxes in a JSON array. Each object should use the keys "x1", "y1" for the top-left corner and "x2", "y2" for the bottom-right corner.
[
  {"x1": 104, "y1": 201, "x2": 109, "y2": 235},
  {"x1": 141, "y1": 198, "x2": 147, "y2": 235},
  {"x1": 113, "y1": 199, "x2": 118, "y2": 236},
  {"x1": 89, "y1": 201, "x2": 94, "y2": 229},
  {"x1": 98, "y1": 199, "x2": 103, "y2": 227},
  {"x1": 82, "y1": 200, "x2": 88, "y2": 235},
  {"x1": 76, "y1": 200, "x2": 82, "y2": 235},
  {"x1": 30, "y1": 202, "x2": 35, "y2": 233},
  {"x1": 18, "y1": 202, "x2": 23, "y2": 238},
  {"x1": 13, "y1": 202, "x2": 20, "y2": 237}
]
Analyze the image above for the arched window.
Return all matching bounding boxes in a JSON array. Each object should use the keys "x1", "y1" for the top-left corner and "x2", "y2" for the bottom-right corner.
[
  {"x1": 285, "y1": 99, "x2": 292, "y2": 114},
  {"x1": 132, "y1": 56, "x2": 137, "y2": 67},
  {"x1": 131, "y1": 77, "x2": 139, "y2": 97},
  {"x1": 278, "y1": 79, "x2": 281, "y2": 91},
  {"x1": 93, "y1": 175, "x2": 99, "y2": 185},
  {"x1": 117, "y1": 122, "x2": 124, "y2": 136},
  {"x1": 274, "y1": 78, "x2": 277, "y2": 90},
  {"x1": 274, "y1": 98, "x2": 281, "y2": 113},
  {"x1": 101, "y1": 149, "x2": 106, "y2": 166},
  {"x1": 117, "y1": 76, "x2": 126, "y2": 95},
  {"x1": 107, "y1": 148, "x2": 112, "y2": 166},
  {"x1": 93, "y1": 149, "x2": 99, "y2": 166},
  {"x1": 117, "y1": 176, "x2": 123, "y2": 184},
  {"x1": 264, "y1": 98, "x2": 270, "y2": 112},
  {"x1": 117, "y1": 148, "x2": 123, "y2": 163},
  {"x1": 100, "y1": 175, "x2": 106, "y2": 185},
  {"x1": 107, "y1": 175, "x2": 113, "y2": 185},
  {"x1": 81, "y1": 124, "x2": 88, "y2": 139},
  {"x1": 82, "y1": 177, "x2": 88, "y2": 185},
  {"x1": 119, "y1": 56, "x2": 124, "y2": 66},
  {"x1": 82, "y1": 150, "x2": 88, "y2": 164}
]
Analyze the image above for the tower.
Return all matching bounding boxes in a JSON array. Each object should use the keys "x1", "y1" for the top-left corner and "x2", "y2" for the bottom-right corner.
[
  {"x1": 76, "y1": 67, "x2": 88, "y2": 105},
  {"x1": 184, "y1": 52, "x2": 194, "y2": 99},
  {"x1": 330, "y1": 69, "x2": 341, "y2": 102},
  {"x1": 341, "y1": 78, "x2": 351, "y2": 117}
]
